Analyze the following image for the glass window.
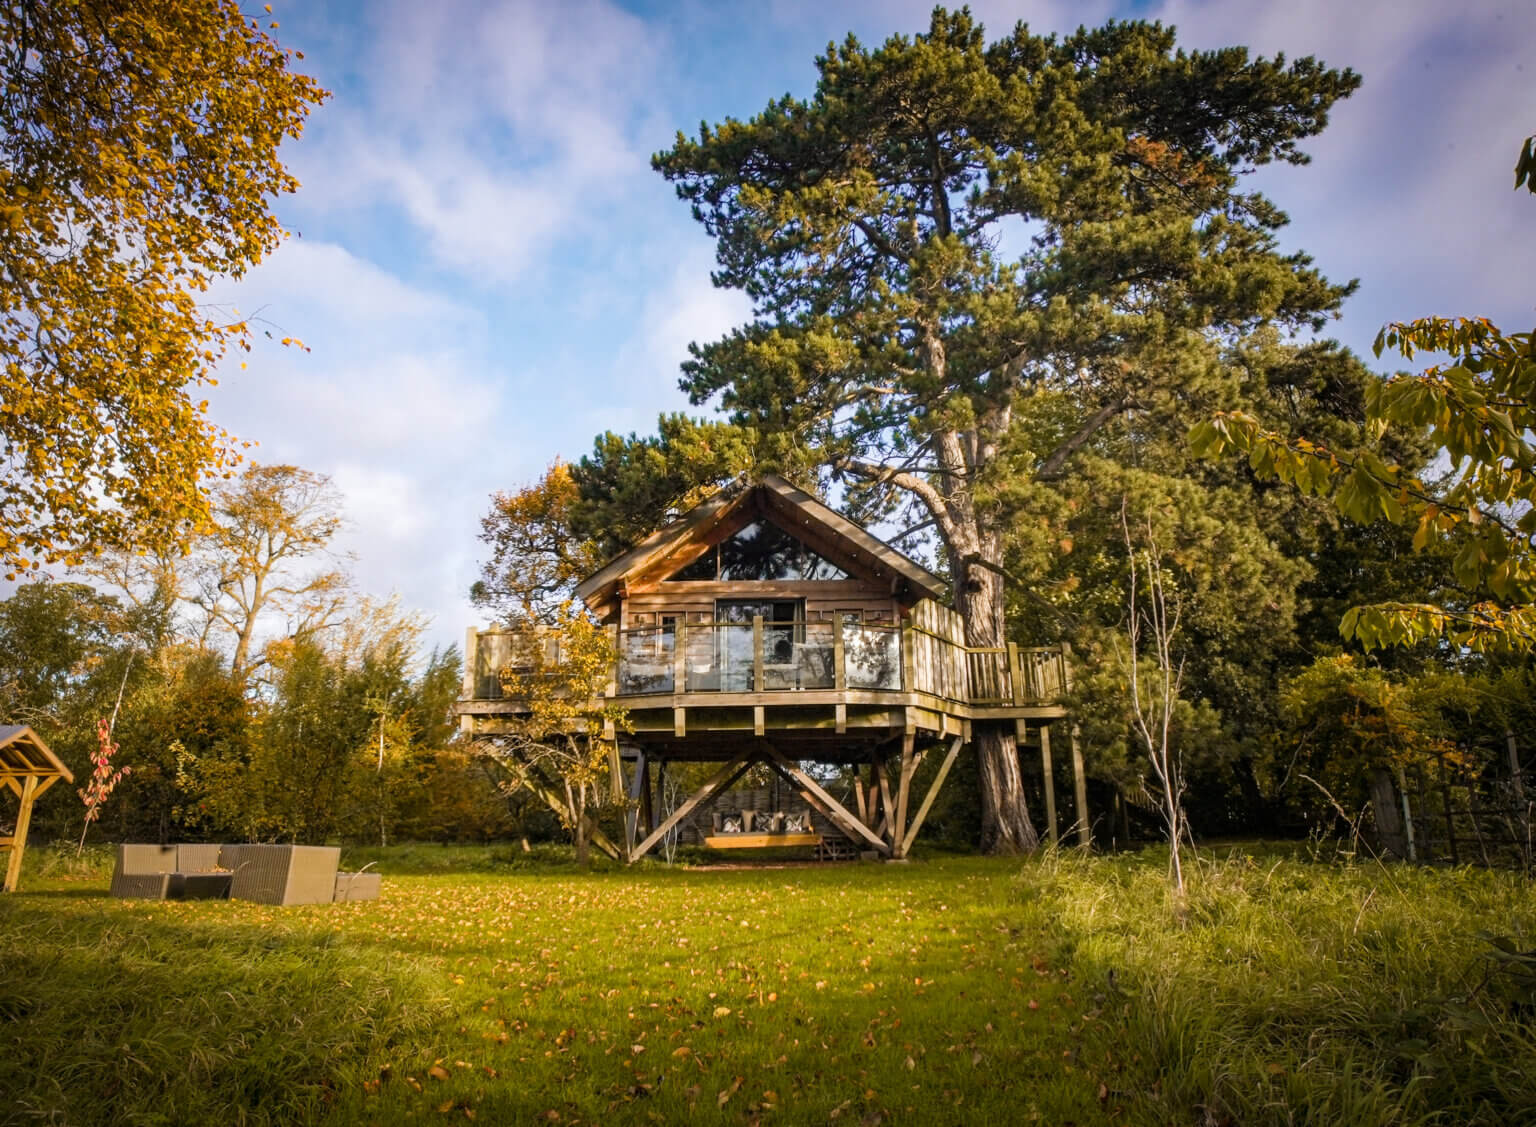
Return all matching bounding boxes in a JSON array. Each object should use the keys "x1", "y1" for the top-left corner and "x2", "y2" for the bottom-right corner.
[{"x1": 664, "y1": 520, "x2": 849, "y2": 582}]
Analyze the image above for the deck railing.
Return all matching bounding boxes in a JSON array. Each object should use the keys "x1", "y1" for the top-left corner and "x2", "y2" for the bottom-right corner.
[{"x1": 466, "y1": 618, "x2": 1069, "y2": 708}]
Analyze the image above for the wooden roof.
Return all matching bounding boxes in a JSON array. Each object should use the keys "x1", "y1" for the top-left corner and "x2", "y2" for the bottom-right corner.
[
  {"x1": 0, "y1": 726, "x2": 73, "y2": 786},
  {"x1": 575, "y1": 474, "x2": 947, "y2": 618}
]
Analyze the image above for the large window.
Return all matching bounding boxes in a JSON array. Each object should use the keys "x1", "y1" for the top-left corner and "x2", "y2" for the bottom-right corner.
[{"x1": 665, "y1": 521, "x2": 848, "y2": 582}]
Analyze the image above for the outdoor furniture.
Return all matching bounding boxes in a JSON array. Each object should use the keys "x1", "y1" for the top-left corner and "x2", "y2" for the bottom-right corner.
[
  {"x1": 333, "y1": 871, "x2": 382, "y2": 902},
  {"x1": 111, "y1": 843, "x2": 233, "y2": 900},
  {"x1": 703, "y1": 808, "x2": 821, "y2": 850},
  {"x1": 223, "y1": 844, "x2": 341, "y2": 906},
  {"x1": 111, "y1": 844, "x2": 179, "y2": 898},
  {"x1": 110, "y1": 843, "x2": 357, "y2": 905}
]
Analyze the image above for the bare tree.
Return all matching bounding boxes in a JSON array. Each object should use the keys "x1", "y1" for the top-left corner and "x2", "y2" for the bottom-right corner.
[
  {"x1": 190, "y1": 463, "x2": 352, "y2": 679},
  {"x1": 1118, "y1": 500, "x2": 1190, "y2": 895}
]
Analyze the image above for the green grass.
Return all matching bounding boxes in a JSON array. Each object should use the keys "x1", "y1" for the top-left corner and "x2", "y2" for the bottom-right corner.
[{"x1": 2, "y1": 845, "x2": 1533, "y2": 1125}]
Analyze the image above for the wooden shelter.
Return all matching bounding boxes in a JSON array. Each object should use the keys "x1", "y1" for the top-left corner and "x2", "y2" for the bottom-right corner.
[
  {"x1": 457, "y1": 475, "x2": 1083, "y2": 860},
  {"x1": 0, "y1": 726, "x2": 74, "y2": 892}
]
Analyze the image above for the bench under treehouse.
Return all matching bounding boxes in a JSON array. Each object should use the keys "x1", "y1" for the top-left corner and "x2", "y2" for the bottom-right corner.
[{"x1": 456, "y1": 475, "x2": 1084, "y2": 861}]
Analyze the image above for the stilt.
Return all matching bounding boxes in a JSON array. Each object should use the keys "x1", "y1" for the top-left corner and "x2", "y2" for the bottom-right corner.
[
  {"x1": 3, "y1": 775, "x2": 38, "y2": 894},
  {"x1": 893, "y1": 733, "x2": 917, "y2": 857},
  {"x1": 1038, "y1": 722, "x2": 1059, "y2": 847},
  {"x1": 624, "y1": 751, "x2": 648, "y2": 859},
  {"x1": 1069, "y1": 723, "x2": 1090, "y2": 847}
]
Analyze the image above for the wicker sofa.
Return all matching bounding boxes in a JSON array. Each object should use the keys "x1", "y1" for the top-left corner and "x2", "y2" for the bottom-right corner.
[{"x1": 109, "y1": 843, "x2": 379, "y2": 905}]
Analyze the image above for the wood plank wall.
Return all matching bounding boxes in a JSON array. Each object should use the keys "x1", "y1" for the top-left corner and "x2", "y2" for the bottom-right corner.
[{"x1": 908, "y1": 599, "x2": 969, "y2": 701}]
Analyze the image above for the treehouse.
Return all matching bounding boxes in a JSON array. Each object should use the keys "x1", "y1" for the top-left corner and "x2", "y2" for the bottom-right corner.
[{"x1": 457, "y1": 475, "x2": 1083, "y2": 861}]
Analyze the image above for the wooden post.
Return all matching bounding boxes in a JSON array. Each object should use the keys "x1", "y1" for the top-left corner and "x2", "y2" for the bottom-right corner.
[
  {"x1": 3, "y1": 774, "x2": 38, "y2": 893},
  {"x1": 834, "y1": 628, "x2": 846, "y2": 692},
  {"x1": 901, "y1": 621, "x2": 916, "y2": 692},
  {"x1": 901, "y1": 735, "x2": 965, "y2": 856},
  {"x1": 604, "y1": 624, "x2": 619, "y2": 698},
  {"x1": 1038, "y1": 723, "x2": 1058, "y2": 847},
  {"x1": 463, "y1": 627, "x2": 479, "y2": 698},
  {"x1": 1069, "y1": 723, "x2": 1090, "y2": 847},
  {"x1": 640, "y1": 756, "x2": 655, "y2": 837},
  {"x1": 1007, "y1": 642, "x2": 1022, "y2": 705},
  {"x1": 631, "y1": 749, "x2": 758, "y2": 861},
  {"x1": 854, "y1": 777, "x2": 869, "y2": 825},
  {"x1": 1397, "y1": 765, "x2": 1418, "y2": 862},
  {"x1": 752, "y1": 614, "x2": 765, "y2": 693},
  {"x1": 673, "y1": 620, "x2": 688, "y2": 694},
  {"x1": 875, "y1": 755, "x2": 896, "y2": 843},
  {"x1": 624, "y1": 751, "x2": 648, "y2": 859},
  {"x1": 760, "y1": 744, "x2": 890, "y2": 854},
  {"x1": 893, "y1": 733, "x2": 917, "y2": 856}
]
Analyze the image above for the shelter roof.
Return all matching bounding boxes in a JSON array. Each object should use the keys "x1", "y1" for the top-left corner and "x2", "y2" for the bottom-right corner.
[
  {"x1": 575, "y1": 474, "x2": 946, "y2": 618},
  {"x1": 0, "y1": 725, "x2": 73, "y2": 786}
]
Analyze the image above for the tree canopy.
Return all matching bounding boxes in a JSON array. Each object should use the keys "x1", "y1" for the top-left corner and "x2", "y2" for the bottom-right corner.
[
  {"x1": 653, "y1": 6, "x2": 1361, "y2": 851},
  {"x1": 0, "y1": 0, "x2": 326, "y2": 578}
]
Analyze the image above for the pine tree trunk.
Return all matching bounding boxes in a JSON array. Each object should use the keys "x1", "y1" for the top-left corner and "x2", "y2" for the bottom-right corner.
[{"x1": 957, "y1": 541, "x2": 1038, "y2": 854}]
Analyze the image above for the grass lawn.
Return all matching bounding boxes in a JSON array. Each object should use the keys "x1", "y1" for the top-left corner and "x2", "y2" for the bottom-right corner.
[{"x1": 2, "y1": 845, "x2": 1534, "y2": 1126}]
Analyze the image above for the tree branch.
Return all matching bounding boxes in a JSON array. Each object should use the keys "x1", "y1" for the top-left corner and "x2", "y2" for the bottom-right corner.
[{"x1": 1037, "y1": 399, "x2": 1128, "y2": 481}]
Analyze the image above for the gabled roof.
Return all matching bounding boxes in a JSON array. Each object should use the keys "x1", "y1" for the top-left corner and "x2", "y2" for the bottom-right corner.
[
  {"x1": 0, "y1": 725, "x2": 73, "y2": 785},
  {"x1": 575, "y1": 474, "x2": 946, "y2": 617}
]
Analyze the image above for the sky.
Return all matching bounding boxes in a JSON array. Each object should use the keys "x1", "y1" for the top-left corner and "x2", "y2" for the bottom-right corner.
[{"x1": 196, "y1": 0, "x2": 1534, "y2": 661}]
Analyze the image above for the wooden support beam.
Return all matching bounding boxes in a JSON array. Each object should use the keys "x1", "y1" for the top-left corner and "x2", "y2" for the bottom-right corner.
[
  {"x1": 1069, "y1": 723, "x2": 1090, "y2": 846},
  {"x1": 893, "y1": 733, "x2": 917, "y2": 854},
  {"x1": 900, "y1": 735, "x2": 965, "y2": 857},
  {"x1": 853, "y1": 777, "x2": 869, "y2": 825},
  {"x1": 640, "y1": 757, "x2": 654, "y2": 837},
  {"x1": 631, "y1": 749, "x2": 758, "y2": 862},
  {"x1": 673, "y1": 707, "x2": 686, "y2": 738},
  {"x1": 624, "y1": 751, "x2": 648, "y2": 859},
  {"x1": 505, "y1": 758, "x2": 622, "y2": 862},
  {"x1": 754, "y1": 706, "x2": 765, "y2": 737},
  {"x1": 761, "y1": 758, "x2": 885, "y2": 859},
  {"x1": 1038, "y1": 722, "x2": 1058, "y2": 847},
  {"x1": 674, "y1": 621, "x2": 688, "y2": 694},
  {"x1": 835, "y1": 703, "x2": 846, "y2": 734},
  {"x1": 752, "y1": 614, "x2": 765, "y2": 692},
  {"x1": 607, "y1": 740, "x2": 624, "y2": 805},
  {"x1": 875, "y1": 756, "x2": 896, "y2": 846},
  {"x1": 760, "y1": 743, "x2": 889, "y2": 854},
  {"x1": 4, "y1": 774, "x2": 39, "y2": 893}
]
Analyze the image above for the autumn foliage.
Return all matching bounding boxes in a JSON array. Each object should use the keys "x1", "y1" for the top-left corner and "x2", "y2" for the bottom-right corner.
[{"x1": 0, "y1": 0, "x2": 327, "y2": 577}]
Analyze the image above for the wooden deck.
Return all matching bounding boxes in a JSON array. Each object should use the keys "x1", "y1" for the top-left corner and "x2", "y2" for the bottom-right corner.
[{"x1": 458, "y1": 599, "x2": 1069, "y2": 748}]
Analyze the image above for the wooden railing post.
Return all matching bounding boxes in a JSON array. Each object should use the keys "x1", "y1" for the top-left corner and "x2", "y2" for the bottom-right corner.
[
  {"x1": 673, "y1": 620, "x2": 688, "y2": 695},
  {"x1": 901, "y1": 621, "x2": 916, "y2": 693},
  {"x1": 606, "y1": 624, "x2": 619, "y2": 693},
  {"x1": 1039, "y1": 722, "x2": 1058, "y2": 846},
  {"x1": 833, "y1": 625, "x2": 846, "y2": 692},
  {"x1": 463, "y1": 627, "x2": 478, "y2": 698},
  {"x1": 752, "y1": 615, "x2": 765, "y2": 692},
  {"x1": 1007, "y1": 642, "x2": 1022, "y2": 705}
]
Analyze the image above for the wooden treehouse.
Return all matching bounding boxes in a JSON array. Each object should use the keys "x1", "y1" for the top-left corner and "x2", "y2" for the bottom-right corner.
[{"x1": 457, "y1": 475, "x2": 1084, "y2": 861}]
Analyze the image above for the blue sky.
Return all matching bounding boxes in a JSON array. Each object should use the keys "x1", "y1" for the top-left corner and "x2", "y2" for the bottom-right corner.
[{"x1": 201, "y1": 0, "x2": 1534, "y2": 660}]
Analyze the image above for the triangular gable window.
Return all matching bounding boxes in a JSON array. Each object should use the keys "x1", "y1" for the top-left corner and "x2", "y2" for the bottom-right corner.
[{"x1": 664, "y1": 520, "x2": 849, "y2": 582}]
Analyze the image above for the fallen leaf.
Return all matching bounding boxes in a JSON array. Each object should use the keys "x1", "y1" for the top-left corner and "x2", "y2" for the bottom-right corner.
[
  {"x1": 428, "y1": 1065, "x2": 451, "y2": 1082},
  {"x1": 718, "y1": 1076, "x2": 743, "y2": 1107}
]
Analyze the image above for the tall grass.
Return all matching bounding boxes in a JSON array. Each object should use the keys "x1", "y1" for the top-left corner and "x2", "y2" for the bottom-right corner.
[{"x1": 1017, "y1": 846, "x2": 1536, "y2": 1125}]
